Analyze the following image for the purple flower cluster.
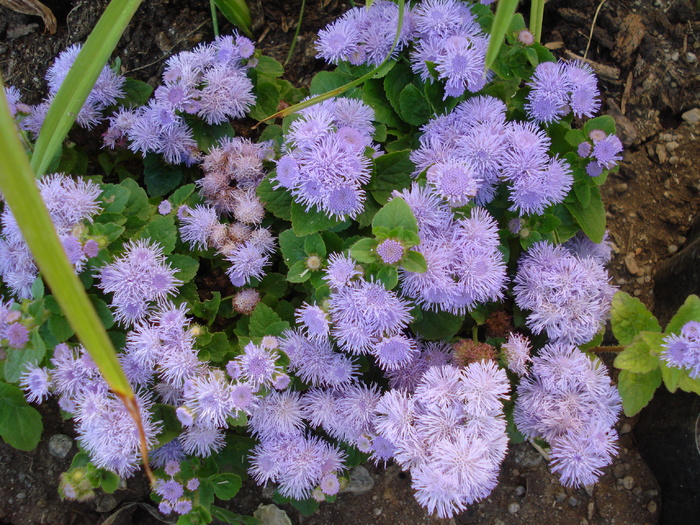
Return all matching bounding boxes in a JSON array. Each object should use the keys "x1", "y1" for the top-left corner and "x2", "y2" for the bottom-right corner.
[
  {"x1": 21, "y1": 44, "x2": 125, "y2": 134},
  {"x1": 22, "y1": 343, "x2": 162, "y2": 477},
  {"x1": 661, "y1": 321, "x2": 700, "y2": 378},
  {"x1": 411, "y1": 96, "x2": 573, "y2": 214},
  {"x1": 577, "y1": 130, "x2": 624, "y2": 177},
  {"x1": 315, "y1": 0, "x2": 414, "y2": 66},
  {"x1": 514, "y1": 241, "x2": 616, "y2": 345},
  {"x1": 501, "y1": 332, "x2": 532, "y2": 377},
  {"x1": 398, "y1": 186, "x2": 507, "y2": 315},
  {"x1": 198, "y1": 137, "x2": 273, "y2": 217},
  {"x1": 0, "y1": 174, "x2": 102, "y2": 298},
  {"x1": 153, "y1": 464, "x2": 198, "y2": 516},
  {"x1": 177, "y1": 136, "x2": 276, "y2": 288},
  {"x1": 0, "y1": 297, "x2": 29, "y2": 350},
  {"x1": 3, "y1": 86, "x2": 30, "y2": 118},
  {"x1": 274, "y1": 98, "x2": 377, "y2": 220},
  {"x1": 411, "y1": 0, "x2": 489, "y2": 97},
  {"x1": 525, "y1": 60, "x2": 600, "y2": 123},
  {"x1": 375, "y1": 361, "x2": 510, "y2": 518},
  {"x1": 104, "y1": 33, "x2": 256, "y2": 164},
  {"x1": 96, "y1": 239, "x2": 181, "y2": 326},
  {"x1": 514, "y1": 342, "x2": 621, "y2": 487}
]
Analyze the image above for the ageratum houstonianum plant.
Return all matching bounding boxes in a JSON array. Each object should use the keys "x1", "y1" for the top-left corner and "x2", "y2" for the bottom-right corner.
[{"x1": 3, "y1": 0, "x2": 680, "y2": 521}]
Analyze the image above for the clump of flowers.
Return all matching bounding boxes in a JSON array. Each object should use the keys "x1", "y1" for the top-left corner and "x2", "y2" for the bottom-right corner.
[
  {"x1": 514, "y1": 342, "x2": 621, "y2": 487},
  {"x1": 0, "y1": 174, "x2": 102, "y2": 298},
  {"x1": 21, "y1": 44, "x2": 126, "y2": 134},
  {"x1": 103, "y1": 33, "x2": 257, "y2": 164},
  {"x1": 273, "y1": 97, "x2": 378, "y2": 220}
]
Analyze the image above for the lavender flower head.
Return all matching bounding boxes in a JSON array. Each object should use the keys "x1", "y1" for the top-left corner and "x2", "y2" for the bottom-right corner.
[
  {"x1": 514, "y1": 241, "x2": 615, "y2": 345},
  {"x1": 661, "y1": 321, "x2": 700, "y2": 378}
]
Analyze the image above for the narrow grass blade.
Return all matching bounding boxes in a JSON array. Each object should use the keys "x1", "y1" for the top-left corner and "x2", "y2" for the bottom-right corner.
[
  {"x1": 212, "y1": 0, "x2": 253, "y2": 38},
  {"x1": 31, "y1": 0, "x2": 143, "y2": 177},
  {"x1": 485, "y1": 0, "x2": 519, "y2": 71},
  {"x1": 284, "y1": 0, "x2": 306, "y2": 66},
  {"x1": 210, "y1": 0, "x2": 220, "y2": 38},
  {"x1": 256, "y1": 0, "x2": 404, "y2": 124},
  {"x1": 530, "y1": 0, "x2": 544, "y2": 43}
]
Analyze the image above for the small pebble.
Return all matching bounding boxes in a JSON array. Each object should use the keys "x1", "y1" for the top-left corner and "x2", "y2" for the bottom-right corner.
[
  {"x1": 508, "y1": 503, "x2": 520, "y2": 514},
  {"x1": 48, "y1": 434, "x2": 73, "y2": 459},
  {"x1": 682, "y1": 108, "x2": 700, "y2": 125},
  {"x1": 373, "y1": 508, "x2": 382, "y2": 516},
  {"x1": 341, "y1": 466, "x2": 375, "y2": 495},
  {"x1": 568, "y1": 496, "x2": 579, "y2": 507},
  {"x1": 614, "y1": 183, "x2": 628, "y2": 193},
  {"x1": 648, "y1": 500, "x2": 658, "y2": 513},
  {"x1": 622, "y1": 475, "x2": 635, "y2": 490},
  {"x1": 668, "y1": 244, "x2": 678, "y2": 254},
  {"x1": 555, "y1": 492, "x2": 566, "y2": 503},
  {"x1": 613, "y1": 463, "x2": 629, "y2": 478},
  {"x1": 515, "y1": 486, "x2": 526, "y2": 496},
  {"x1": 620, "y1": 423, "x2": 632, "y2": 434},
  {"x1": 624, "y1": 253, "x2": 642, "y2": 276},
  {"x1": 16, "y1": 493, "x2": 25, "y2": 500},
  {"x1": 95, "y1": 494, "x2": 118, "y2": 513},
  {"x1": 665, "y1": 141, "x2": 680, "y2": 152},
  {"x1": 633, "y1": 486, "x2": 643, "y2": 496}
]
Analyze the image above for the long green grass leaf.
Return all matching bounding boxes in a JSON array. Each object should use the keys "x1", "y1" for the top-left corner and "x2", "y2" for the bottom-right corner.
[
  {"x1": 485, "y1": 0, "x2": 519, "y2": 71},
  {"x1": 212, "y1": 0, "x2": 253, "y2": 38},
  {"x1": 31, "y1": 0, "x2": 143, "y2": 177},
  {"x1": 0, "y1": 81, "x2": 132, "y2": 398},
  {"x1": 530, "y1": 0, "x2": 544, "y2": 43},
  {"x1": 256, "y1": 0, "x2": 404, "y2": 124}
]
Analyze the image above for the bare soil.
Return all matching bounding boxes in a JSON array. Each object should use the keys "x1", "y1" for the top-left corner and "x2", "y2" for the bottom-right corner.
[{"x1": 1, "y1": 0, "x2": 699, "y2": 523}]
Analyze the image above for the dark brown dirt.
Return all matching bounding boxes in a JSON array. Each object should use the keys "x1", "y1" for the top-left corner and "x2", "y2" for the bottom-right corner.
[{"x1": 1, "y1": 0, "x2": 699, "y2": 524}]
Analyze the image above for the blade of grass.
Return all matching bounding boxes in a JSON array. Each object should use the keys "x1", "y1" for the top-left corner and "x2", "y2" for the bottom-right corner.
[
  {"x1": 0, "y1": 79, "x2": 154, "y2": 484},
  {"x1": 212, "y1": 0, "x2": 253, "y2": 38},
  {"x1": 255, "y1": 0, "x2": 404, "y2": 125},
  {"x1": 530, "y1": 0, "x2": 544, "y2": 43},
  {"x1": 485, "y1": 0, "x2": 519, "y2": 71},
  {"x1": 31, "y1": 0, "x2": 143, "y2": 177},
  {"x1": 284, "y1": 0, "x2": 306, "y2": 66},
  {"x1": 210, "y1": 0, "x2": 220, "y2": 38}
]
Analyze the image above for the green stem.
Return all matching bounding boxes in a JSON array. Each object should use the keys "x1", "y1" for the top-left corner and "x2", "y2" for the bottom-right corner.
[
  {"x1": 530, "y1": 0, "x2": 545, "y2": 43},
  {"x1": 472, "y1": 325, "x2": 479, "y2": 342},
  {"x1": 210, "y1": 0, "x2": 220, "y2": 38},
  {"x1": 586, "y1": 345, "x2": 625, "y2": 353},
  {"x1": 284, "y1": 0, "x2": 306, "y2": 66}
]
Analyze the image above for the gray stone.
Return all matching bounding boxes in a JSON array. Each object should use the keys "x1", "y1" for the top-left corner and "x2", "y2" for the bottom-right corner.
[
  {"x1": 681, "y1": 108, "x2": 700, "y2": 125},
  {"x1": 515, "y1": 485, "x2": 526, "y2": 496},
  {"x1": 253, "y1": 504, "x2": 292, "y2": 525},
  {"x1": 48, "y1": 434, "x2": 73, "y2": 459},
  {"x1": 508, "y1": 503, "x2": 520, "y2": 514},
  {"x1": 622, "y1": 475, "x2": 635, "y2": 490},
  {"x1": 655, "y1": 143, "x2": 668, "y2": 163},
  {"x1": 568, "y1": 496, "x2": 579, "y2": 507},
  {"x1": 340, "y1": 466, "x2": 374, "y2": 495},
  {"x1": 95, "y1": 494, "x2": 117, "y2": 513},
  {"x1": 624, "y1": 253, "x2": 642, "y2": 276},
  {"x1": 648, "y1": 500, "x2": 658, "y2": 514}
]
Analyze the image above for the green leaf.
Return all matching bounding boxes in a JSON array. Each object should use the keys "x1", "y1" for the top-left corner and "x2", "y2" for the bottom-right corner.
[
  {"x1": 660, "y1": 360, "x2": 683, "y2": 393},
  {"x1": 4, "y1": 332, "x2": 46, "y2": 383},
  {"x1": 617, "y1": 368, "x2": 662, "y2": 417},
  {"x1": 665, "y1": 295, "x2": 700, "y2": 335},
  {"x1": 368, "y1": 150, "x2": 414, "y2": 204},
  {"x1": 48, "y1": 314, "x2": 75, "y2": 342},
  {"x1": 210, "y1": 506, "x2": 254, "y2": 525},
  {"x1": 120, "y1": 77, "x2": 153, "y2": 106},
  {"x1": 613, "y1": 334, "x2": 661, "y2": 373},
  {"x1": 212, "y1": 0, "x2": 253, "y2": 37},
  {"x1": 249, "y1": 303, "x2": 283, "y2": 339},
  {"x1": 583, "y1": 115, "x2": 617, "y2": 136},
  {"x1": 279, "y1": 229, "x2": 307, "y2": 268},
  {"x1": 211, "y1": 473, "x2": 242, "y2": 500},
  {"x1": 310, "y1": 71, "x2": 354, "y2": 96},
  {"x1": 485, "y1": 0, "x2": 519, "y2": 70},
  {"x1": 411, "y1": 309, "x2": 463, "y2": 340},
  {"x1": 384, "y1": 61, "x2": 414, "y2": 114},
  {"x1": 193, "y1": 292, "x2": 222, "y2": 325},
  {"x1": 610, "y1": 291, "x2": 661, "y2": 346},
  {"x1": 372, "y1": 197, "x2": 418, "y2": 235},
  {"x1": 398, "y1": 84, "x2": 432, "y2": 126},
  {"x1": 99, "y1": 469, "x2": 120, "y2": 493},
  {"x1": 138, "y1": 214, "x2": 177, "y2": 254},
  {"x1": 291, "y1": 201, "x2": 349, "y2": 237},
  {"x1": 258, "y1": 174, "x2": 292, "y2": 221},
  {"x1": 143, "y1": 154, "x2": 184, "y2": 197},
  {"x1": 362, "y1": 78, "x2": 404, "y2": 129},
  {"x1": 374, "y1": 265, "x2": 398, "y2": 290},
  {"x1": 564, "y1": 185, "x2": 606, "y2": 243},
  {"x1": 0, "y1": 382, "x2": 43, "y2": 451},
  {"x1": 401, "y1": 250, "x2": 427, "y2": 273},
  {"x1": 287, "y1": 260, "x2": 311, "y2": 283},
  {"x1": 304, "y1": 233, "x2": 326, "y2": 257},
  {"x1": 678, "y1": 374, "x2": 700, "y2": 395},
  {"x1": 152, "y1": 404, "x2": 182, "y2": 447},
  {"x1": 170, "y1": 184, "x2": 196, "y2": 207},
  {"x1": 255, "y1": 56, "x2": 285, "y2": 78},
  {"x1": 248, "y1": 81, "x2": 280, "y2": 121},
  {"x1": 350, "y1": 238, "x2": 378, "y2": 264},
  {"x1": 167, "y1": 254, "x2": 200, "y2": 283},
  {"x1": 100, "y1": 183, "x2": 132, "y2": 214}
]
